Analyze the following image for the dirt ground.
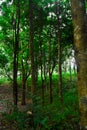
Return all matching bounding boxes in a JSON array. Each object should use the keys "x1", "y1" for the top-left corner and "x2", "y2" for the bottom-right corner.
[
  {"x1": 0, "y1": 84, "x2": 12, "y2": 129},
  {"x1": 0, "y1": 84, "x2": 32, "y2": 130},
  {"x1": 0, "y1": 84, "x2": 13, "y2": 113}
]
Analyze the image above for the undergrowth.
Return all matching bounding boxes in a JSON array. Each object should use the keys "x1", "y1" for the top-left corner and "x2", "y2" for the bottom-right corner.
[{"x1": 1, "y1": 73, "x2": 80, "y2": 130}]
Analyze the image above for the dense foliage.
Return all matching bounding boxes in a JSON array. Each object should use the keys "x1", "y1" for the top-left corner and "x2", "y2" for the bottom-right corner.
[{"x1": 0, "y1": 0, "x2": 80, "y2": 129}]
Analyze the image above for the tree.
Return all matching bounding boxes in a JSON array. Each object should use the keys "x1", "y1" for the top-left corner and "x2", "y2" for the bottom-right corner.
[
  {"x1": 20, "y1": 48, "x2": 30, "y2": 105},
  {"x1": 13, "y1": 0, "x2": 20, "y2": 106},
  {"x1": 0, "y1": 0, "x2": 20, "y2": 106},
  {"x1": 55, "y1": 0, "x2": 63, "y2": 103},
  {"x1": 29, "y1": 0, "x2": 36, "y2": 95},
  {"x1": 70, "y1": 0, "x2": 87, "y2": 129}
]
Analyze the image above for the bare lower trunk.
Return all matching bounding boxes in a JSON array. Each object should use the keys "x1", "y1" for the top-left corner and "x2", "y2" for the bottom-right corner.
[
  {"x1": 71, "y1": 0, "x2": 87, "y2": 129},
  {"x1": 13, "y1": 0, "x2": 20, "y2": 106},
  {"x1": 58, "y1": 58, "x2": 63, "y2": 103},
  {"x1": 29, "y1": 0, "x2": 36, "y2": 94},
  {"x1": 42, "y1": 79, "x2": 45, "y2": 105},
  {"x1": 13, "y1": 64, "x2": 18, "y2": 105},
  {"x1": 55, "y1": 0, "x2": 63, "y2": 103},
  {"x1": 49, "y1": 73, "x2": 52, "y2": 104},
  {"x1": 40, "y1": 55, "x2": 45, "y2": 104},
  {"x1": 21, "y1": 78, "x2": 26, "y2": 105}
]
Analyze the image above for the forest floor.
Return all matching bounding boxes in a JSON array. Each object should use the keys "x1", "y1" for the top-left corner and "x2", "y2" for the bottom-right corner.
[
  {"x1": 0, "y1": 84, "x2": 12, "y2": 129},
  {"x1": 0, "y1": 84, "x2": 32, "y2": 130},
  {"x1": 0, "y1": 78, "x2": 80, "y2": 130},
  {"x1": 0, "y1": 84, "x2": 13, "y2": 113}
]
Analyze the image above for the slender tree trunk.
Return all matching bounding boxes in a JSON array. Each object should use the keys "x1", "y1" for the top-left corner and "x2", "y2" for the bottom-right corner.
[
  {"x1": 49, "y1": 73, "x2": 52, "y2": 104},
  {"x1": 69, "y1": 61, "x2": 72, "y2": 81},
  {"x1": 55, "y1": 0, "x2": 63, "y2": 103},
  {"x1": 13, "y1": 0, "x2": 20, "y2": 106},
  {"x1": 41, "y1": 78, "x2": 45, "y2": 105},
  {"x1": 21, "y1": 60, "x2": 26, "y2": 105},
  {"x1": 48, "y1": 54, "x2": 53, "y2": 104},
  {"x1": 21, "y1": 77, "x2": 26, "y2": 105},
  {"x1": 29, "y1": 0, "x2": 36, "y2": 95},
  {"x1": 58, "y1": 36, "x2": 63, "y2": 103},
  {"x1": 35, "y1": 57, "x2": 38, "y2": 83},
  {"x1": 13, "y1": 59, "x2": 18, "y2": 106},
  {"x1": 40, "y1": 40, "x2": 45, "y2": 104},
  {"x1": 35, "y1": 43, "x2": 39, "y2": 83},
  {"x1": 48, "y1": 26, "x2": 53, "y2": 104},
  {"x1": 21, "y1": 58, "x2": 30, "y2": 105},
  {"x1": 40, "y1": 50, "x2": 44, "y2": 103},
  {"x1": 43, "y1": 47, "x2": 47, "y2": 93},
  {"x1": 71, "y1": 0, "x2": 87, "y2": 129}
]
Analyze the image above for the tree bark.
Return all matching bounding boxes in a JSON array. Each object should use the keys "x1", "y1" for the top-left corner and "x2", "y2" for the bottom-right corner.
[
  {"x1": 21, "y1": 59, "x2": 26, "y2": 105},
  {"x1": 29, "y1": 0, "x2": 36, "y2": 95},
  {"x1": 58, "y1": 34, "x2": 63, "y2": 103},
  {"x1": 13, "y1": 0, "x2": 20, "y2": 106},
  {"x1": 49, "y1": 73, "x2": 52, "y2": 104},
  {"x1": 21, "y1": 76, "x2": 26, "y2": 105},
  {"x1": 71, "y1": 0, "x2": 87, "y2": 129},
  {"x1": 40, "y1": 43, "x2": 45, "y2": 105},
  {"x1": 69, "y1": 60, "x2": 72, "y2": 81},
  {"x1": 48, "y1": 25, "x2": 53, "y2": 104},
  {"x1": 55, "y1": 0, "x2": 63, "y2": 103}
]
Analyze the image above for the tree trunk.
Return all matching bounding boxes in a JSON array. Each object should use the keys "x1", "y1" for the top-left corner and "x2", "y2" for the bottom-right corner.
[
  {"x1": 40, "y1": 42, "x2": 45, "y2": 105},
  {"x1": 43, "y1": 47, "x2": 47, "y2": 93},
  {"x1": 41, "y1": 79, "x2": 45, "y2": 105},
  {"x1": 49, "y1": 73, "x2": 52, "y2": 104},
  {"x1": 71, "y1": 0, "x2": 87, "y2": 129},
  {"x1": 69, "y1": 60, "x2": 72, "y2": 81},
  {"x1": 48, "y1": 26, "x2": 53, "y2": 104},
  {"x1": 29, "y1": 0, "x2": 36, "y2": 95},
  {"x1": 21, "y1": 77, "x2": 26, "y2": 105},
  {"x1": 55, "y1": 0, "x2": 63, "y2": 103},
  {"x1": 21, "y1": 60, "x2": 26, "y2": 105},
  {"x1": 13, "y1": 0, "x2": 20, "y2": 106},
  {"x1": 58, "y1": 38, "x2": 63, "y2": 103}
]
